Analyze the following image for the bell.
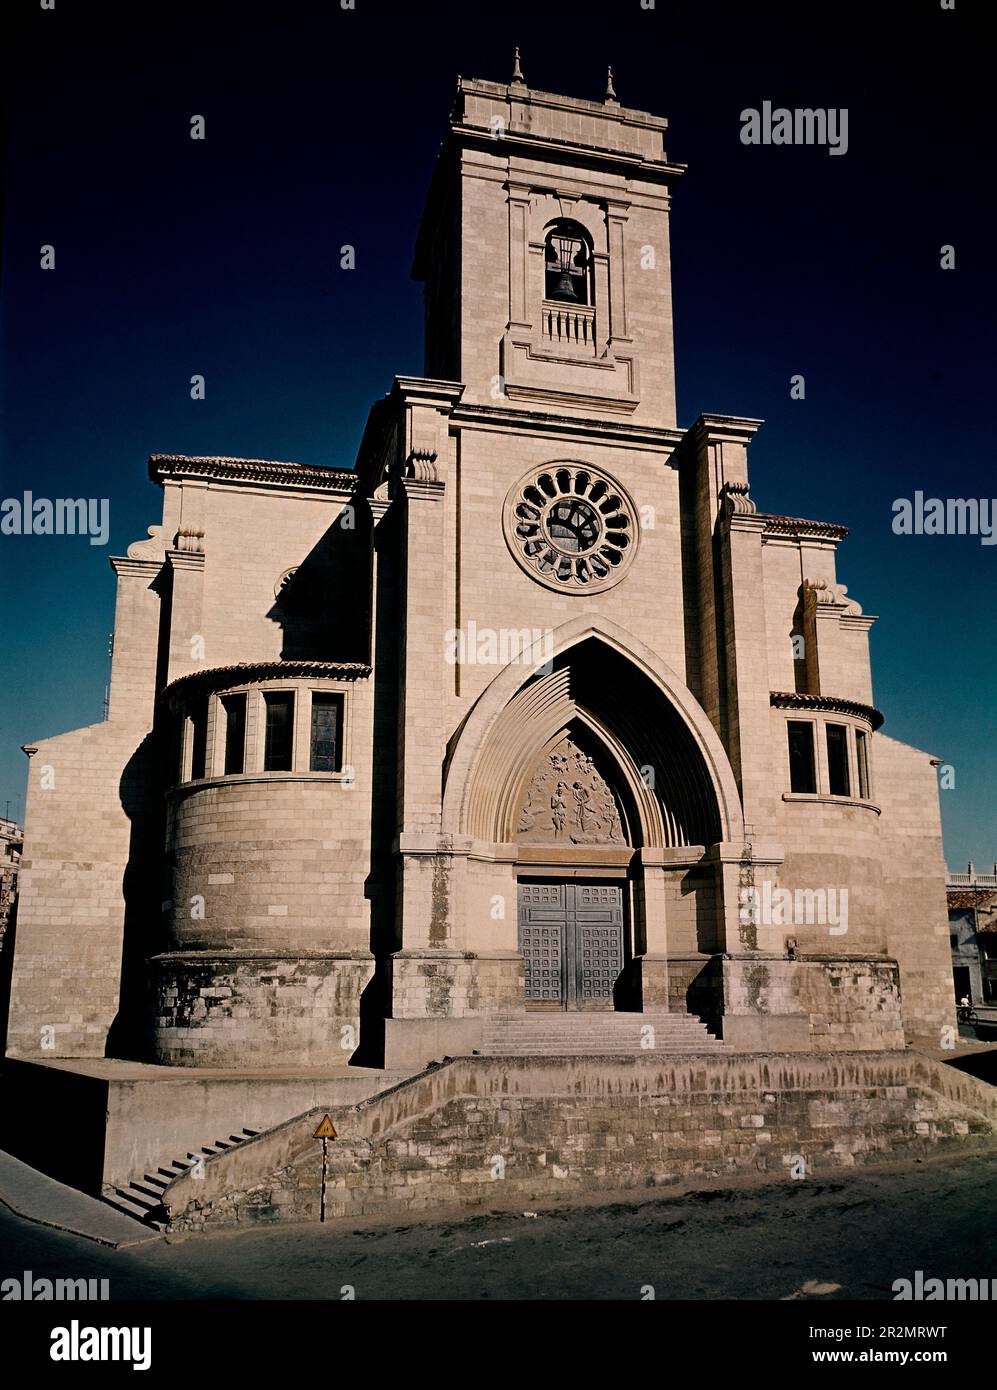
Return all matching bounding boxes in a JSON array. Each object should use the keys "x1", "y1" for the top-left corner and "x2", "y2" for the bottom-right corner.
[{"x1": 550, "y1": 271, "x2": 579, "y2": 303}]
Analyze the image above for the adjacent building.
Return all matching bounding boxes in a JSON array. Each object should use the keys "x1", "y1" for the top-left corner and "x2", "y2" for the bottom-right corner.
[
  {"x1": 948, "y1": 863, "x2": 997, "y2": 1008},
  {"x1": 0, "y1": 817, "x2": 21, "y2": 950}
]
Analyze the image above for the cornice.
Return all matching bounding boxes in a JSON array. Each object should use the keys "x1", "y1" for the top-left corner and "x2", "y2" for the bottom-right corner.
[
  {"x1": 110, "y1": 555, "x2": 163, "y2": 577},
  {"x1": 453, "y1": 123, "x2": 686, "y2": 183},
  {"x1": 457, "y1": 76, "x2": 672, "y2": 134},
  {"x1": 163, "y1": 659, "x2": 371, "y2": 709},
  {"x1": 391, "y1": 376, "x2": 464, "y2": 408},
  {"x1": 759, "y1": 514, "x2": 849, "y2": 541},
  {"x1": 770, "y1": 691, "x2": 884, "y2": 731},
  {"x1": 149, "y1": 455, "x2": 357, "y2": 495},
  {"x1": 451, "y1": 400, "x2": 684, "y2": 452},
  {"x1": 688, "y1": 413, "x2": 765, "y2": 447}
]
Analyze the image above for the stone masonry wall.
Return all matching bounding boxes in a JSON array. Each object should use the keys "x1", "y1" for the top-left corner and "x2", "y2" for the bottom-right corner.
[
  {"x1": 150, "y1": 952, "x2": 375, "y2": 1067},
  {"x1": 7, "y1": 719, "x2": 160, "y2": 1059},
  {"x1": 722, "y1": 957, "x2": 905, "y2": 1051},
  {"x1": 165, "y1": 1052, "x2": 997, "y2": 1230},
  {"x1": 876, "y1": 734, "x2": 956, "y2": 1043}
]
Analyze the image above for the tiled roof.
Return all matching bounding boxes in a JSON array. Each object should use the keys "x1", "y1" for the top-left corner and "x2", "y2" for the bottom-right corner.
[
  {"x1": 948, "y1": 888, "x2": 997, "y2": 916},
  {"x1": 770, "y1": 691, "x2": 884, "y2": 730},
  {"x1": 757, "y1": 514, "x2": 849, "y2": 541},
  {"x1": 163, "y1": 659, "x2": 371, "y2": 706},
  {"x1": 149, "y1": 455, "x2": 357, "y2": 491}
]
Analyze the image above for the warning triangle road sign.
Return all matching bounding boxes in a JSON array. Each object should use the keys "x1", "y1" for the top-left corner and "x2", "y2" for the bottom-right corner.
[{"x1": 313, "y1": 1114, "x2": 337, "y2": 1140}]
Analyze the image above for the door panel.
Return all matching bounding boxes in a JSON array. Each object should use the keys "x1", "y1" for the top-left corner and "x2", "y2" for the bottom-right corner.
[
  {"x1": 574, "y1": 883, "x2": 625, "y2": 1008},
  {"x1": 519, "y1": 883, "x2": 567, "y2": 1006},
  {"x1": 518, "y1": 882, "x2": 624, "y2": 1009}
]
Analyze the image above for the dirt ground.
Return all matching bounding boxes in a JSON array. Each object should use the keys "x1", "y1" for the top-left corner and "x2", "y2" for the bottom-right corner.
[{"x1": 1, "y1": 1150, "x2": 996, "y2": 1301}]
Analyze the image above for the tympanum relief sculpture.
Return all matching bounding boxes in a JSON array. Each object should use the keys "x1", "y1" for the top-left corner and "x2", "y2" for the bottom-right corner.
[{"x1": 517, "y1": 735, "x2": 625, "y2": 845}]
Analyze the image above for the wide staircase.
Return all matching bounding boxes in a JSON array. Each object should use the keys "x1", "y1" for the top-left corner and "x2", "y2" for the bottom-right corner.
[{"x1": 478, "y1": 1011, "x2": 724, "y2": 1056}]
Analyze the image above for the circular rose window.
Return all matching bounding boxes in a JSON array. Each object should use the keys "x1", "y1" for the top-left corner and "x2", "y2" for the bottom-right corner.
[{"x1": 503, "y1": 463, "x2": 639, "y2": 593}]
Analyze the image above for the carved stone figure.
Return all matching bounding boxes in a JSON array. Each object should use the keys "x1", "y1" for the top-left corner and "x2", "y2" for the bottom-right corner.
[{"x1": 517, "y1": 735, "x2": 624, "y2": 844}]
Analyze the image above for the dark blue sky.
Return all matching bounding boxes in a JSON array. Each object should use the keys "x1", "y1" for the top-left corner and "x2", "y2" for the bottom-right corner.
[{"x1": 1, "y1": 0, "x2": 993, "y2": 866}]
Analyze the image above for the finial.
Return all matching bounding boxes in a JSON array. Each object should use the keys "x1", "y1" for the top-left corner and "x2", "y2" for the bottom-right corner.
[
  {"x1": 605, "y1": 65, "x2": 618, "y2": 105},
  {"x1": 511, "y1": 47, "x2": 525, "y2": 86}
]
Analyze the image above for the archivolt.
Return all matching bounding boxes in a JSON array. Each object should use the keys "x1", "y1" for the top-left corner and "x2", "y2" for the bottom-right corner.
[{"x1": 444, "y1": 624, "x2": 741, "y2": 849}]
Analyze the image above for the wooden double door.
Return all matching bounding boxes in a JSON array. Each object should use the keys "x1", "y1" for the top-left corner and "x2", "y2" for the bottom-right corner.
[{"x1": 518, "y1": 881, "x2": 625, "y2": 1010}]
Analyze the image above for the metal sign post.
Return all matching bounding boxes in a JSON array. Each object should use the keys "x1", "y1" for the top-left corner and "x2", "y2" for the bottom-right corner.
[{"x1": 313, "y1": 1114, "x2": 337, "y2": 1223}]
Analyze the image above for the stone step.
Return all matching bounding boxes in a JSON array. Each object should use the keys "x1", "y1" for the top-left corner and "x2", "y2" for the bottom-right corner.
[
  {"x1": 102, "y1": 1125, "x2": 260, "y2": 1229},
  {"x1": 480, "y1": 1028, "x2": 721, "y2": 1037},
  {"x1": 486, "y1": 1017, "x2": 711, "y2": 1028},
  {"x1": 479, "y1": 1034, "x2": 724, "y2": 1043},
  {"x1": 483, "y1": 1020, "x2": 707, "y2": 1026},
  {"x1": 481, "y1": 1025, "x2": 718, "y2": 1034},
  {"x1": 475, "y1": 1045, "x2": 723, "y2": 1050},
  {"x1": 481, "y1": 1018, "x2": 714, "y2": 1033},
  {"x1": 478, "y1": 1028, "x2": 711, "y2": 1039},
  {"x1": 478, "y1": 1013, "x2": 724, "y2": 1056},
  {"x1": 102, "y1": 1190, "x2": 165, "y2": 1227}
]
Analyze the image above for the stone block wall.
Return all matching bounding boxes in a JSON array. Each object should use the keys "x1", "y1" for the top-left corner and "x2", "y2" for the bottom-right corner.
[
  {"x1": 876, "y1": 734, "x2": 956, "y2": 1043},
  {"x1": 722, "y1": 956, "x2": 905, "y2": 1051},
  {"x1": 6, "y1": 719, "x2": 161, "y2": 1059},
  {"x1": 388, "y1": 949, "x2": 523, "y2": 1020},
  {"x1": 164, "y1": 1052, "x2": 997, "y2": 1230},
  {"x1": 150, "y1": 952, "x2": 375, "y2": 1067},
  {"x1": 450, "y1": 431, "x2": 689, "y2": 715},
  {"x1": 169, "y1": 484, "x2": 364, "y2": 681},
  {"x1": 165, "y1": 775, "x2": 371, "y2": 951}
]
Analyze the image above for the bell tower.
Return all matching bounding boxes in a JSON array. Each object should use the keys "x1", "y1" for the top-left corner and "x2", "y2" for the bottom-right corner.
[{"x1": 412, "y1": 54, "x2": 685, "y2": 429}]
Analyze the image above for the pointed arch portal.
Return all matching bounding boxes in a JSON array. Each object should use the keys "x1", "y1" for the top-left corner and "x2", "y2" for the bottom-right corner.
[
  {"x1": 441, "y1": 620, "x2": 743, "y2": 1010},
  {"x1": 443, "y1": 618, "x2": 743, "y2": 851}
]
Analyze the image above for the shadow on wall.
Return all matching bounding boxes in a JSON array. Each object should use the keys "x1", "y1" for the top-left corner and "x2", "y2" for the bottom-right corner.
[
  {"x1": 106, "y1": 730, "x2": 169, "y2": 1062},
  {"x1": 0, "y1": 896, "x2": 18, "y2": 1059},
  {"x1": 0, "y1": 1060, "x2": 112, "y2": 1193},
  {"x1": 265, "y1": 505, "x2": 370, "y2": 664},
  {"x1": 687, "y1": 957, "x2": 724, "y2": 1036},
  {"x1": 281, "y1": 497, "x2": 391, "y2": 1067},
  {"x1": 361, "y1": 497, "x2": 400, "y2": 1067}
]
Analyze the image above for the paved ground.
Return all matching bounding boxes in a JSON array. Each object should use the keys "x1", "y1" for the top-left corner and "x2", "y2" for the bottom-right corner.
[
  {"x1": 0, "y1": 1150, "x2": 154, "y2": 1248},
  {"x1": 1, "y1": 1150, "x2": 995, "y2": 1300}
]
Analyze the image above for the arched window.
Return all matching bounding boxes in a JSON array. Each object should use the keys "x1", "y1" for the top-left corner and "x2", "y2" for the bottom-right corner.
[{"x1": 544, "y1": 222, "x2": 592, "y2": 306}]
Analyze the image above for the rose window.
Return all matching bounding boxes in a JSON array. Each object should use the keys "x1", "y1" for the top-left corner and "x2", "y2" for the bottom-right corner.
[{"x1": 503, "y1": 464, "x2": 639, "y2": 594}]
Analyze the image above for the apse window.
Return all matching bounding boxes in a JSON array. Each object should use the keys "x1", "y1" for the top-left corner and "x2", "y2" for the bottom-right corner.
[
  {"x1": 263, "y1": 691, "x2": 294, "y2": 772},
  {"x1": 855, "y1": 729, "x2": 871, "y2": 800},
  {"x1": 309, "y1": 693, "x2": 343, "y2": 773},
  {"x1": 189, "y1": 699, "x2": 208, "y2": 781},
  {"x1": 169, "y1": 716, "x2": 184, "y2": 786},
  {"x1": 221, "y1": 693, "x2": 247, "y2": 775},
  {"x1": 826, "y1": 723, "x2": 851, "y2": 797},
  {"x1": 787, "y1": 720, "x2": 817, "y2": 794}
]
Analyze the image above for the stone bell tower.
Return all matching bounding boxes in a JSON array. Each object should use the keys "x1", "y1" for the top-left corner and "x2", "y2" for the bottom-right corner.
[{"x1": 412, "y1": 53, "x2": 685, "y2": 428}]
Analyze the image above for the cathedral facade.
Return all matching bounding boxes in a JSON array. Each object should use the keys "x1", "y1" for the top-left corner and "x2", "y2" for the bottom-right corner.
[{"x1": 7, "y1": 68, "x2": 955, "y2": 1101}]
